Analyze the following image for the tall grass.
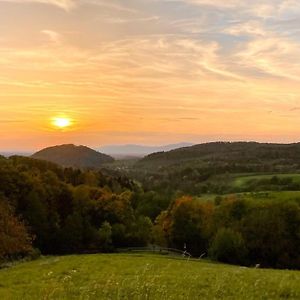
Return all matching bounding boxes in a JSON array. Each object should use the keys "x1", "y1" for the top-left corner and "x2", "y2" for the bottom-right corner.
[{"x1": 0, "y1": 254, "x2": 299, "y2": 299}]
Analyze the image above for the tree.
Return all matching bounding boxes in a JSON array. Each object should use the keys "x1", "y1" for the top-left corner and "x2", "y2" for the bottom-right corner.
[
  {"x1": 23, "y1": 190, "x2": 48, "y2": 250},
  {"x1": 127, "y1": 216, "x2": 153, "y2": 246},
  {"x1": 60, "y1": 212, "x2": 84, "y2": 253},
  {"x1": 241, "y1": 201, "x2": 300, "y2": 268},
  {"x1": 209, "y1": 228, "x2": 247, "y2": 265},
  {"x1": 0, "y1": 198, "x2": 33, "y2": 260},
  {"x1": 157, "y1": 196, "x2": 213, "y2": 256},
  {"x1": 98, "y1": 221, "x2": 113, "y2": 252}
]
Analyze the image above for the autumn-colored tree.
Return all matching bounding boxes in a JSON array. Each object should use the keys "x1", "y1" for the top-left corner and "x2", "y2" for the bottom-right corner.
[
  {"x1": 0, "y1": 198, "x2": 32, "y2": 260},
  {"x1": 155, "y1": 196, "x2": 213, "y2": 256}
]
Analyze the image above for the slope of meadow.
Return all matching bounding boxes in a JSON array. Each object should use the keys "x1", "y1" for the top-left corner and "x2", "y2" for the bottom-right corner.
[{"x1": 0, "y1": 254, "x2": 299, "y2": 300}]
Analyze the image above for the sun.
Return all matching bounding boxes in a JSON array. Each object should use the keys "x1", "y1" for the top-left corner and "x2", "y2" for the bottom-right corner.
[{"x1": 52, "y1": 117, "x2": 72, "y2": 129}]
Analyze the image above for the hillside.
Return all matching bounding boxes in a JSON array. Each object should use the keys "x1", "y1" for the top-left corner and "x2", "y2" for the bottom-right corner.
[
  {"x1": 141, "y1": 142, "x2": 300, "y2": 166},
  {"x1": 119, "y1": 142, "x2": 300, "y2": 196},
  {"x1": 1, "y1": 253, "x2": 299, "y2": 299},
  {"x1": 32, "y1": 144, "x2": 114, "y2": 168}
]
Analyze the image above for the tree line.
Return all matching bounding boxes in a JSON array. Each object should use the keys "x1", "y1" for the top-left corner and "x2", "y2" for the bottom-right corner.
[
  {"x1": 1, "y1": 155, "x2": 300, "y2": 269},
  {"x1": 154, "y1": 196, "x2": 300, "y2": 269},
  {"x1": 0, "y1": 156, "x2": 155, "y2": 260}
]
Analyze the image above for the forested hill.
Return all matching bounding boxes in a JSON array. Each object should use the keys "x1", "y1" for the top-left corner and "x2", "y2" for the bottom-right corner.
[
  {"x1": 140, "y1": 142, "x2": 300, "y2": 168},
  {"x1": 32, "y1": 144, "x2": 114, "y2": 168},
  {"x1": 132, "y1": 142, "x2": 300, "y2": 195}
]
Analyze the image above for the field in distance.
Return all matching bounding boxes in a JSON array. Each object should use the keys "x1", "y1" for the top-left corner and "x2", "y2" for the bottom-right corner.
[
  {"x1": 231, "y1": 173, "x2": 300, "y2": 189},
  {"x1": 0, "y1": 253, "x2": 299, "y2": 300},
  {"x1": 198, "y1": 190, "x2": 300, "y2": 203}
]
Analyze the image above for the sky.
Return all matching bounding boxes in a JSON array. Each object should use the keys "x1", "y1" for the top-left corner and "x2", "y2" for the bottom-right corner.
[{"x1": 1, "y1": 0, "x2": 300, "y2": 150}]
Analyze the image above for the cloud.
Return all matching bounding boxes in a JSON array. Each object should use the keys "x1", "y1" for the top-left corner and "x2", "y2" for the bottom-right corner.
[
  {"x1": 0, "y1": 119, "x2": 26, "y2": 123},
  {"x1": 0, "y1": 0, "x2": 75, "y2": 11},
  {"x1": 41, "y1": 30, "x2": 62, "y2": 44},
  {"x1": 0, "y1": 0, "x2": 137, "y2": 12},
  {"x1": 162, "y1": 0, "x2": 300, "y2": 19},
  {"x1": 2, "y1": 0, "x2": 300, "y2": 146},
  {"x1": 86, "y1": 0, "x2": 137, "y2": 13},
  {"x1": 184, "y1": 0, "x2": 242, "y2": 8},
  {"x1": 160, "y1": 0, "x2": 241, "y2": 8},
  {"x1": 290, "y1": 107, "x2": 300, "y2": 111},
  {"x1": 103, "y1": 16, "x2": 160, "y2": 25},
  {"x1": 224, "y1": 21, "x2": 266, "y2": 37},
  {"x1": 235, "y1": 35, "x2": 300, "y2": 81}
]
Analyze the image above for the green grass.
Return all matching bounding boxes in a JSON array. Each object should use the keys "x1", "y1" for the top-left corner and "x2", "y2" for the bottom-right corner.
[
  {"x1": 0, "y1": 254, "x2": 300, "y2": 299},
  {"x1": 198, "y1": 191, "x2": 300, "y2": 204},
  {"x1": 239, "y1": 190, "x2": 300, "y2": 202},
  {"x1": 232, "y1": 173, "x2": 300, "y2": 189}
]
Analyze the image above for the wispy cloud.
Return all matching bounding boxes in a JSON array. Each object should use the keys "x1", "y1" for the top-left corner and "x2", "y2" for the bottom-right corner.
[
  {"x1": 163, "y1": 0, "x2": 300, "y2": 19},
  {"x1": 0, "y1": 119, "x2": 26, "y2": 123},
  {"x1": 1, "y1": 0, "x2": 300, "y2": 148},
  {"x1": 41, "y1": 30, "x2": 62, "y2": 44},
  {"x1": 0, "y1": 0, "x2": 137, "y2": 12},
  {"x1": 86, "y1": 0, "x2": 137, "y2": 13},
  {"x1": 0, "y1": 0, "x2": 75, "y2": 11},
  {"x1": 235, "y1": 34, "x2": 300, "y2": 81}
]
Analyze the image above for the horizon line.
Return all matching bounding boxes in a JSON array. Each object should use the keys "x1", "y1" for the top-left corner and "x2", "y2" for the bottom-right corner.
[{"x1": 2, "y1": 139, "x2": 300, "y2": 153}]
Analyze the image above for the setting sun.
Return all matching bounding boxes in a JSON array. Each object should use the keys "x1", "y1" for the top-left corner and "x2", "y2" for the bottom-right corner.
[{"x1": 52, "y1": 117, "x2": 72, "y2": 129}]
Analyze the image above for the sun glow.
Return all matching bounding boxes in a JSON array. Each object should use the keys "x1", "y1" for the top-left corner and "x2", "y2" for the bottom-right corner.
[{"x1": 52, "y1": 117, "x2": 72, "y2": 129}]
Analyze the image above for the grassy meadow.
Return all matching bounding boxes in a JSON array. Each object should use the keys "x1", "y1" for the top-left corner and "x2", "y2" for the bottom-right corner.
[
  {"x1": 197, "y1": 189, "x2": 300, "y2": 204},
  {"x1": 0, "y1": 254, "x2": 300, "y2": 300},
  {"x1": 232, "y1": 174, "x2": 300, "y2": 189},
  {"x1": 220, "y1": 190, "x2": 300, "y2": 201}
]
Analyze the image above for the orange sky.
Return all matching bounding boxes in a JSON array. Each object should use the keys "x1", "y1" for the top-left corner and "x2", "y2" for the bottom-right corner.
[{"x1": 1, "y1": 0, "x2": 300, "y2": 150}]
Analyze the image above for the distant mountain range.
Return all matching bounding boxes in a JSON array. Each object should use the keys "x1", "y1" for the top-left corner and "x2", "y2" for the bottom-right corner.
[
  {"x1": 32, "y1": 144, "x2": 114, "y2": 168},
  {"x1": 98, "y1": 143, "x2": 194, "y2": 158},
  {"x1": 0, "y1": 151, "x2": 32, "y2": 157},
  {"x1": 7, "y1": 141, "x2": 300, "y2": 171}
]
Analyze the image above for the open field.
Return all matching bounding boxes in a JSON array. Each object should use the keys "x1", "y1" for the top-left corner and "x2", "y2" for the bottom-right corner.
[
  {"x1": 197, "y1": 190, "x2": 300, "y2": 203},
  {"x1": 232, "y1": 174, "x2": 300, "y2": 189},
  {"x1": 241, "y1": 190, "x2": 300, "y2": 201},
  {"x1": 0, "y1": 254, "x2": 300, "y2": 300}
]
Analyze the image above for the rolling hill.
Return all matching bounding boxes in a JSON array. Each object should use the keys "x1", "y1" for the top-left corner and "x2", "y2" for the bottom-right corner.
[
  {"x1": 32, "y1": 144, "x2": 114, "y2": 168},
  {"x1": 141, "y1": 142, "x2": 300, "y2": 164},
  {"x1": 123, "y1": 142, "x2": 300, "y2": 195}
]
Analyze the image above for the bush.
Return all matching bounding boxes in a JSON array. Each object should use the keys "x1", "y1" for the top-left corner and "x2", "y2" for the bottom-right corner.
[{"x1": 209, "y1": 228, "x2": 247, "y2": 265}]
